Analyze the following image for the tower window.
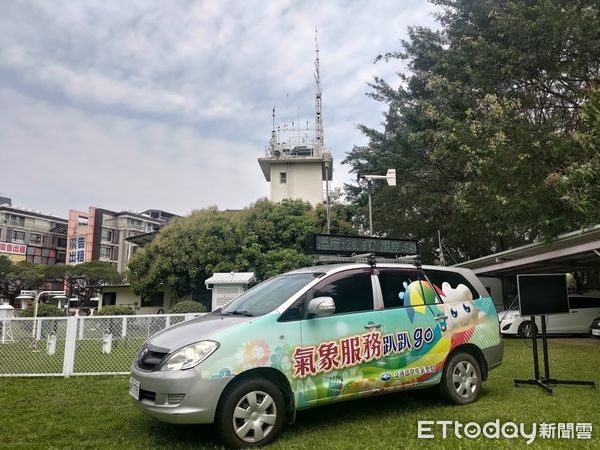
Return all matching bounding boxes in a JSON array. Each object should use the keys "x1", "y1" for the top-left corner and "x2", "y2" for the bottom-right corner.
[{"x1": 280, "y1": 172, "x2": 287, "y2": 184}]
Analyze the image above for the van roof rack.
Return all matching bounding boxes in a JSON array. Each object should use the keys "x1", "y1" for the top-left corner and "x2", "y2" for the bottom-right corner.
[{"x1": 313, "y1": 253, "x2": 421, "y2": 268}]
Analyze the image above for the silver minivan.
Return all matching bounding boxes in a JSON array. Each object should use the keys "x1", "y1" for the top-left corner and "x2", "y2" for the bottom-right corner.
[{"x1": 130, "y1": 263, "x2": 503, "y2": 448}]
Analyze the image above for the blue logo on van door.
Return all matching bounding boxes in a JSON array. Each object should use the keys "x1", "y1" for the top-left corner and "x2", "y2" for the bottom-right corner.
[{"x1": 380, "y1": 371, "x2": 392, "y2": 382}]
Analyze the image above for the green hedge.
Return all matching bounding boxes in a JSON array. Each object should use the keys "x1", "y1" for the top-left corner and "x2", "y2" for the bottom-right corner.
[
  {"x1": 169, "y1": 300, "x2": 207, "y2": 314},
  {"x1": 95, "y1": 305, "x2": 135, "y2": 316},
  {"x1": 19, "y1": 303, "x2": 64, "y2": 317}
]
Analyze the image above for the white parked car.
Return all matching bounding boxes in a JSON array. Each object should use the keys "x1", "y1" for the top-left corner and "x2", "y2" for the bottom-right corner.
[{"x1": 500, "y1": 294, "x2": 600, "y2": 337}]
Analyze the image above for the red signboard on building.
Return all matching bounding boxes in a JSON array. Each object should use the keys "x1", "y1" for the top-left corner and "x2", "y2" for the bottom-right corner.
[{"x1": 0, "y1": 242, "x2": 27, "y2": 255}]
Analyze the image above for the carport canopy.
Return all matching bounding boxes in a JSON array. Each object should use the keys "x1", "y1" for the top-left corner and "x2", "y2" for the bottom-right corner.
[{"x1": 454, "y1": 225, "x2": 600, "y2": 277}]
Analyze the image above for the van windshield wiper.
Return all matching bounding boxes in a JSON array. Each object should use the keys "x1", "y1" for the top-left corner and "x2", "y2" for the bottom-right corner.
[{"x1": 221, "y1": 310, "x2": 256, "y2": 317}]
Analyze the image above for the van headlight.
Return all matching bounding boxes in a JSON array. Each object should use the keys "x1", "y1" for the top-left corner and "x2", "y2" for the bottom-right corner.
[{"x1": 160, "y1": 341, "x2": 219, "y2": 371}]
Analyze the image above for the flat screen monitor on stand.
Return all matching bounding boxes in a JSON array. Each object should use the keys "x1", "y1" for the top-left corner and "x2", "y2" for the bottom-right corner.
[{"x1": 513, "y1": 274, "x2": 595, "y2": 395}]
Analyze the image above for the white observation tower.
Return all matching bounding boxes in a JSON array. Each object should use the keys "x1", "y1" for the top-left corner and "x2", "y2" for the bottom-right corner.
[{"x1": 258, "y1": 33, "x2": 333, "y2": 206}]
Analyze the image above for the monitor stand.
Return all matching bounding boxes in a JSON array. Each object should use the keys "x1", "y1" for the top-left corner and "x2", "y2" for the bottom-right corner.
[{"x1": 514, "y1": 315, "x2": 595, "y2": 395}]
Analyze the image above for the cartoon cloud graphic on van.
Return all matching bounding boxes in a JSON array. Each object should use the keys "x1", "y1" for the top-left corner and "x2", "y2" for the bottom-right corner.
[
  {"x1": 440, "y1": 282, "x2": 486, "y2": 343},
  {"x1": 441, "y1": 282, "x2": 472, "y2": 304}
]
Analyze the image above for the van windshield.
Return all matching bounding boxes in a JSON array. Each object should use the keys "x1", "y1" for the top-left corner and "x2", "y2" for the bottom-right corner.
[{"x1": 220, "y1": 273, "x2": 322, "y2": 317}]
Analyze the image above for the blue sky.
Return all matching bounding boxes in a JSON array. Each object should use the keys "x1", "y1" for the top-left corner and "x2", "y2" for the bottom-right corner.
[{"x1": 0, "y1": 0, "x2": 438, "y2": 217}]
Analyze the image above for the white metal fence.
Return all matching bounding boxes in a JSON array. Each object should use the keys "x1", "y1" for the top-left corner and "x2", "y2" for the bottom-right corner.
[{"x1": 0, "y1": 313, "x2": 204, "y2": 377}]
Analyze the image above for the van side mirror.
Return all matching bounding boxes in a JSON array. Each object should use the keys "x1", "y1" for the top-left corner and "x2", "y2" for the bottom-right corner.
[{"x1": 307, "y1": 297, "x2": 335, "y2": 318}]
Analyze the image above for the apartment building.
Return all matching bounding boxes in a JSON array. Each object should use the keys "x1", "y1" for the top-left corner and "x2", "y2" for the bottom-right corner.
[
  {"x1": 0, "y1": 198, "x2": 67, "y2": 265},
  {"x1": 66, "y1": 207, "x2": 176, "y2": 273}
]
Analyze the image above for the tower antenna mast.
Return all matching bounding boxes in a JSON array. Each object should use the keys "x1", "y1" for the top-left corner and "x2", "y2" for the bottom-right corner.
[{"x1": 314, "y1": 27, "x2": 323, "y2": 155}]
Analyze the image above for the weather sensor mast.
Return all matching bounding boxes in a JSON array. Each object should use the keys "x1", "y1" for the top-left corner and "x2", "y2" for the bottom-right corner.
[
  {"x1": 314, "y1": 27, "x2": 324, "y2": 153},
  {"x1": 258, "y1": 29, "x2": 333, "y2": 208}
]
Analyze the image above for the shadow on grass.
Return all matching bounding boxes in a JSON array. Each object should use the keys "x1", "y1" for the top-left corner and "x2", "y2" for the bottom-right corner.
[
  {"x1": 134, "y1": 416, "x2": 222, "y2": 449},
  {"x1": 143, "y1": 387, "x2": 500, "y2": 448},
  {"x1": 129, "y1": 387, "x2": 467, "y2": 448},
  {"x1": 291, "y1": 387, "x2": 449, "y2": 429}
]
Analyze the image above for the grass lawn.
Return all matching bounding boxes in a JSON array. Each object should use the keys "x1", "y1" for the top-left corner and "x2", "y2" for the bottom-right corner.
[{"x1": 0, "y1": 338, "x2": 598, "y2": 449}]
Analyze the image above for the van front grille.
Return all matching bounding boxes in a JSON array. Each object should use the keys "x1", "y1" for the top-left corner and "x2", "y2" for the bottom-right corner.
[{"x1": 137, "y1": 348, "x2": 168, "y2": 371}]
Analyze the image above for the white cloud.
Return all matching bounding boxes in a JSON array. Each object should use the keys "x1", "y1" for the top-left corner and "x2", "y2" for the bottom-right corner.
[
  {"x1": 0, "y1": 88, "x2": 264, "y2": 216},
  {"x1": 0, "y1": 0, "x2": 440, "y2": 217}
]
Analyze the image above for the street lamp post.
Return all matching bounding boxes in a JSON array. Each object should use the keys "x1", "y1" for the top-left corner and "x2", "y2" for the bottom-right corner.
[
  {"x1": 16, "y1": 290, "x2": 67, "y2": 340},
  {"x1": 323, "y1": 152, "x2": 332, "y2": 234},
  {"x1": 360, "y1": 169, "x2": 396, "y2": 237}
]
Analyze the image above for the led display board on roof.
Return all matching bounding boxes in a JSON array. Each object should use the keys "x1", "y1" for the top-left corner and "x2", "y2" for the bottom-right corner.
[{"x1": 305, "y1": 234, "x2": 418, "y2": 257}]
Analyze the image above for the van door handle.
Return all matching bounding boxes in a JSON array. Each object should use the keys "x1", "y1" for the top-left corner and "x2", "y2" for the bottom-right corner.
[
  {"x1": 434, "y1": 314, "x2": 448, "y2": 321},
  {"x1": 364, "y1": 322, "x2": 381, "y2": 329}
]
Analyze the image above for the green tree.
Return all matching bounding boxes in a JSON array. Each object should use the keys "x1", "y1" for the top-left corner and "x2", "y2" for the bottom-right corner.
[
  {"x1": 314, "y1": 202, "x2": 358, "y2": 236},
  {"x1": 260, "y1": 248, "x2": 313, "y2": 280},
  {"x1": 0, "y1": 258, "x2": 46, "y2": 302},
  {"x1": 244, "y1": 199, "x2": 315, "y2": 252},
  {"x1": 0, "y1": 255, "x2": 14, "y2": 300},
  {"x1": 65, "y1": 262, "x2": 123, "y2": 304},
  {"x1": 344, "y1": 0, "x2": 600, "y2": 261},
  {"x1": 128, "y1": 208, "x2": 250, "y2": 299},
  {"x1": 548, "y1": 86, "x2": 600, "y2": 220},
  {"x1": 127, "y1": 199, "x2": 336, "y2": 298},
  {"x1": 0, "y1": 257, "x2": 121, "y2": 306}
]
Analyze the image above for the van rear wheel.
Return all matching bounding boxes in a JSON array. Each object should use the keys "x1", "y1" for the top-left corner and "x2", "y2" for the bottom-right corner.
[
  {"x1": 439, "y1": 352, "x2": 482, "y2": 405},
  {"x1": 215, "y1": 378, "x2": 285, "y2": 448}
]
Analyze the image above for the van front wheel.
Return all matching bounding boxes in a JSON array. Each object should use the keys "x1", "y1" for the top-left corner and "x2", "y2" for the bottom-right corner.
[
  {"x1": 440, "y1": 352, "x2": 482, "y2": 405},
  {"x1": 215, "y1": 378, "x2": 285, "y2": 448}
]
